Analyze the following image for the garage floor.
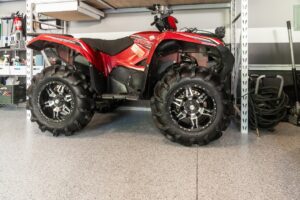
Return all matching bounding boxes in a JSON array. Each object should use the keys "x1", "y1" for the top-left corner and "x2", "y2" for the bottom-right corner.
[{"x1": 0, "y1": 106, "x2": 299, "y2": 200}]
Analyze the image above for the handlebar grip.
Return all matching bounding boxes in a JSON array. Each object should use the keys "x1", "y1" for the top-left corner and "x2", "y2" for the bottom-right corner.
[{"x1": 287, "y1": 21, "x2": 291, "y2": 30}]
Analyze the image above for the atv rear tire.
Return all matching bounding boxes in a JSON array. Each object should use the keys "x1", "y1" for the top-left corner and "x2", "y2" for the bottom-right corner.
[
  {"x1": 27, "y1": 65, "x2": 95, "y2": 136},
  {"x1": 150, "y1": 65, "x2": 226, "y2": 146}
]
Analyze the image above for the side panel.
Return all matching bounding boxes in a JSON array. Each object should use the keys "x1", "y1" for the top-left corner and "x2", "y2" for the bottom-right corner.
[
  {"x1": 102, "y1": 32, "x2": 159, "y2": 76},
  {"x1": 108, "y1": 43, "x2": 148, "y2": 72}
]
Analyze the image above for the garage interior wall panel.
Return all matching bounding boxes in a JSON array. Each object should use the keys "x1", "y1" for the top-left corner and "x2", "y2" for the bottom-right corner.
[
  {"x1": 249, "y1": 0, "x2": 300, "y2": 65},
  {"x1": 68, "y1": 0, "x2": 300, "y2": 66},
  {"x1": 69, "y1": 9, "x2": 229, "y2": 38},
  {"x1": 0, "y1": 1, "x2": 26, "y2": 16},
  {"x1": 1, "y1": 0, "x2": 298, "y2": 65}
]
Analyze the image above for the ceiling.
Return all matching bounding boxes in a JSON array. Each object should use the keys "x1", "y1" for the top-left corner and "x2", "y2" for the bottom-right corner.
[
  {"x1": 83, "y1": 0, "x2": 231, "y2": 9},
  {"x1": 0, "y1": 0, "x2": 230, "y2": 6},
  {"x1": 0, "y1": 0, "x2": 23, "y2": 2}
]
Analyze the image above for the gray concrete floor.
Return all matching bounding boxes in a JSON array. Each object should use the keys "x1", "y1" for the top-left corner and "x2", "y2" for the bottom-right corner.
[{"x1": 0, "y1": 106, "x2": 299, "y2": 200}]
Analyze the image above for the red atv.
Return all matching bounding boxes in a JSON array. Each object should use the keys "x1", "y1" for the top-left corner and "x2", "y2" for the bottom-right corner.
[{"x1": 27, "y1": 5, "x2": 234, "y2": 145}]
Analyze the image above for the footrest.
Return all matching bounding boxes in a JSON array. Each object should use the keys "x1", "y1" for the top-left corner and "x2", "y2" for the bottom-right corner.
[{"x1": 101, "y1": 94, "x2": 139, "y2": 101}]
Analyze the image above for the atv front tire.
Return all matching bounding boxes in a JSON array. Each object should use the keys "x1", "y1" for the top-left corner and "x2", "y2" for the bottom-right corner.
[
  {"x1": 151, "y1": 65, "x2": 226, "y2": 146},
  {"x1": 27, "y1": 65, "x2": 95, "y2": 136}
]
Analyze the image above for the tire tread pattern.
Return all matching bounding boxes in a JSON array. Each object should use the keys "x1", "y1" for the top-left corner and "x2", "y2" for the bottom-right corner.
[
  {"x1": 27, "y1": 65, "x2": 95, "y2": 136},
  {"x1": 150, "y1": 65, "x2": 229, "y2": 146}
]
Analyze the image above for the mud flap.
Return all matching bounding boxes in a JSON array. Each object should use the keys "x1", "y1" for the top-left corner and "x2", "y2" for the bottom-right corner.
[{"x1": 89, "y1": 64, "x2": 106, "y2": 94}]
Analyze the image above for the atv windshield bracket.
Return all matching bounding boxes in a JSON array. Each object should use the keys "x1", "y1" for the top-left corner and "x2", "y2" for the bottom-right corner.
[{"x1": 41, "y1": 50, "x2": 51, "y2": 67}]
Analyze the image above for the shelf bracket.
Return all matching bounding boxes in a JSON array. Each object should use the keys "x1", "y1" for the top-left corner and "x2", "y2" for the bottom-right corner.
[{"x1": 241, "y1": 0, "x2": 249, "y2": 134}]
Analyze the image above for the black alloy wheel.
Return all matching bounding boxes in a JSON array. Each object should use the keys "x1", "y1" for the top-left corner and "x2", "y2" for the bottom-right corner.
[
  {"x1": 38, "y1": 81, "x2": 75, "y2": 122},
  {"x1": 27, "y1": 65, "x2": 95, "y2": 136},
  {"x1": 168, "y1": 84, "x2": 217, "y2": 132},
  {"x1": 151, "y1": 65, "x2": 226, "y2": 146}
]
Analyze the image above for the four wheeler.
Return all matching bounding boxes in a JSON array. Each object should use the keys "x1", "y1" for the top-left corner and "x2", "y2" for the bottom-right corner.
[{"x1": 27, "y1": 5, "x2": 234, "y2": 146}]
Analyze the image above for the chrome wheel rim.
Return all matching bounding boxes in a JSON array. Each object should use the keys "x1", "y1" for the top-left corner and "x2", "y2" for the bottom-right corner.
[
  {"x1": 168, "y1": 84, "x2": 217, "y2": 132},
  {"x1": 38, "y1": 81, "x2": 75, "y2": 123}
]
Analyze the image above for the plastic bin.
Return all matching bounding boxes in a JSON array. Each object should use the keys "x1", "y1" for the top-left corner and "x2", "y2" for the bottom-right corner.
[{"x1": 0, "y1": 84, "x2": 26, "y2": 105}]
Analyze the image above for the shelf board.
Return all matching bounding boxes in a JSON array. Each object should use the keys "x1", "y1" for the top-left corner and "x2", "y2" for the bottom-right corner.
[
  {"x1": 35, "y1": 1, "x2": 103, "y2": 21},
  {"x1": 0, "y1": 65, "x2": 43, "y2": 67},
  {"x1": 0, "y1": 65, "x2": 44, "y2": 76},
  {"x1": 0, "y1": 65, "x2": 26, "y2": 67},
  {"x1": 0, "y1": 48, "x2": 26, "y2": 52}
]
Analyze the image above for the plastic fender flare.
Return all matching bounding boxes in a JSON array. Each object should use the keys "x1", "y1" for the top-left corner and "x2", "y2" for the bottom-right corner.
[{"x1": 27, "y1": 34, "x2": 96, "y2": 64}]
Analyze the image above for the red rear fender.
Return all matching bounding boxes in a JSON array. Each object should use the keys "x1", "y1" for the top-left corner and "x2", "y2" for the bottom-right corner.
[{"x1": 27, "y1": 34, "x2": 97, "y2": 65}]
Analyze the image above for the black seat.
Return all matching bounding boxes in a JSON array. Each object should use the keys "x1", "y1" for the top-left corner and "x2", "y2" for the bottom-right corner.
[{"x1": 80, "y1": 37, "x2": 134, "y2": 56}]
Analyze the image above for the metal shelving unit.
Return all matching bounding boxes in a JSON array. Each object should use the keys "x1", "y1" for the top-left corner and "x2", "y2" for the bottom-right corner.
[
  {"x1": 24, "y1": 0, "x2": 249, "y2": 133},
  {"x1": 230, "y1": 0, "x2": 249, "y2": 134},
  {"x1": 0, "y1": 47, "x2": 27, "y2": 104}
]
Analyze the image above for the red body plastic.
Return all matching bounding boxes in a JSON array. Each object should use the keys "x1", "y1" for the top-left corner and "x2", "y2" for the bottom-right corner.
[
  {"x1": 28, "y1": 31, "x2": 224, "y2": 77},
  {"x1": 167, "y1": 16, "x2": 178, "y2": 31}
]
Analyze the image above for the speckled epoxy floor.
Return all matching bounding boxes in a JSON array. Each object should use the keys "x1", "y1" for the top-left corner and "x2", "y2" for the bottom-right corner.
[{"x1": 0, "y1": 106, "x2": 299, "y2": 200}]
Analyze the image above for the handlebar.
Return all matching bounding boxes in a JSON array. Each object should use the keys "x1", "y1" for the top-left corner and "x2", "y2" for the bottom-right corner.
[
  {"x1": 149, "y1": 4, "x2": 177, "y2": 32},
  {"x1": 151, "y1": 16, "x2": 158, "y2": 26}
]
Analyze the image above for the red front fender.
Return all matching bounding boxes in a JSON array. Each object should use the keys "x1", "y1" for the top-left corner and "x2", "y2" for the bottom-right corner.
[{"x1": 146, "y1": 31, "x2": 225, "y2": 65}]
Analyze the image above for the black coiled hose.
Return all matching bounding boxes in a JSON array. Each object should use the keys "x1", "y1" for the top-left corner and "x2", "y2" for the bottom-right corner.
[{"x1": 249, "y1": 87, "x2": 289, "y2": 130}]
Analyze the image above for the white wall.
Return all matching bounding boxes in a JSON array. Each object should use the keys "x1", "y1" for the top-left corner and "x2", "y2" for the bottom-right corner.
[
  {"x1": 68, "y1": 0, "x2": 300, "y2": 43},
  {"x1": 248, "y1": 0, "x2": 300, "y2": 43},
  {"x1": 249, "y1": 0, "x2": 300, "y2": 28},
  {"x1": 0, "y1": 1, "x2": 25, "y2": 17},
  {"x1": 69, "y1": 9, "x2": 229, "y2": 40},
  {"x1": 1, "y1": 0, "x2": 299, "y2": 64},
  {"x1": 1, "y1": 0, "x2": 300, "y2": 43}
]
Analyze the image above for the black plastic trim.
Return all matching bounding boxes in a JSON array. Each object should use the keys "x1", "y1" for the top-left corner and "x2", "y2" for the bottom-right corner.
[
  {"x1": 89, "y1": 64, "x2": 105, "y2": 94},
  {"x1": 216, "y1": 45, "x2": 235, "y2": 80}
]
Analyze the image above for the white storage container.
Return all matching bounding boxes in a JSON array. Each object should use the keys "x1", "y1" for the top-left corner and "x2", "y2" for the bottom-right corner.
[
  {"x1": 33, "y1": 66, "x2": 44, "y2": 76},
  {"x1": 10, "y1": 65, "x2": 26, "y2": 76},
  {"x1": 0, "y1": 65, "x2": 10, "y2": 76}
]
